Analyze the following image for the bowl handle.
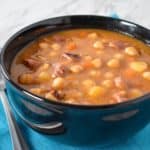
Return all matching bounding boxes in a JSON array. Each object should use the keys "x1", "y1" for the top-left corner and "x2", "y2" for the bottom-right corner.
[{"x1": 21, "y1": 117, "x2": 65, "y2": 134}]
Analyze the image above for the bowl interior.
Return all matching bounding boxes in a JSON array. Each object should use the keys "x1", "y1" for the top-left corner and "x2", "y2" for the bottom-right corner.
[
  {"x1": 2, "y1": 15, "x2": 150, "y2": 74},
  {"x1": 1, "y1": 15, "x2": 150, "y2": 108}
]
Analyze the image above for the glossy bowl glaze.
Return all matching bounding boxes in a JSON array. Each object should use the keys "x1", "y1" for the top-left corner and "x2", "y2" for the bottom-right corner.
[{"x1": 1, "y1": 15, "x2": 150, "y2": 146}]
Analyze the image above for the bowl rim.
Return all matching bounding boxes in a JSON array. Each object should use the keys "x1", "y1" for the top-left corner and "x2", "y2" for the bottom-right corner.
[{"x1": 1, "y1": 14, "x2": 150, "y2": 109}]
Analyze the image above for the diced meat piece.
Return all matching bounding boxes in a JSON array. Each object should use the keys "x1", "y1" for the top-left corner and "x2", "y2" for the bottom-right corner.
[
  {"x1": 114, "y1": 77, "x2": 127, "y2": 89},
  {"x1": 23, "y1": 58, "x2": 41, "y2": 70},
  {"x1": 52, "y1": 63, "x2": 69, "y2": 77},
  {"x1": 62, "y1": 52, "x2": 81, "y2": 61},
  {"x1": 52, "y1": 35, "x2": 66, "y2": 43},
  {"x1": 109, "y1": 41, "x2": 129, "y2": 49},
  {"x1": 49, "y1": 89, "x2": 65, "y2": 100},
  {"x1": 112, "y1": 91, "x2": 127, "y2": 103}
]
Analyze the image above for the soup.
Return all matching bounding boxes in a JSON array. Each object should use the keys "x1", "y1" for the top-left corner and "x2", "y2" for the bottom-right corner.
[{"x1": 11, "y1": 29, "x2": 150, "y2": 105}]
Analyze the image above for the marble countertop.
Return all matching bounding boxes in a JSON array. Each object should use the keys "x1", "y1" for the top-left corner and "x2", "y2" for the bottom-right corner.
[{"x1": 0, "y1": 0, "x2": 149, "y2": 47}]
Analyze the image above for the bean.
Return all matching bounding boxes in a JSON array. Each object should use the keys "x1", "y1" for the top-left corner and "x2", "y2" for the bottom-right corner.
[
  {"x1": 107, "y1": 58, "x2": 120, "y2": 68},
  {"x1": 114, "y1": 53, "x2": 124, "y2": 60},
  {"x1": 108, "y1": 42, "x2": 117, "y2": 48},
  {"x1": 51, "y1": 43, "x2": 60, "y2": 50},
  {"x1": 18, "y1": 74, "x2": 34, "y2": 84},
  {"x1": 129, "y1": 89, "x2": 142, "y2": 98},
  {"x1": 84, "y1": 56, "x2": 92, "y2": 61},
  {"x1": 38, "y1": 72, "x2": 50, "y2": 82},
  {"x1": 66, "y1": 99, "x2": 75, "y2": 104},
  {"x1": 38, "y1": 63, "x2": 49, "y2": 71},
  {"x1": 39, "y1": 42, "x2": 49, "y2": 49},
  {"x1": 89, "y1": 70, "x2": 101, "y2": 77},
  {"x1": 102, "y1": 80, "x2": 113, "y2": 88},
  {"x1": 30, "y1": 88, "x2": 43, "y2": 95},
  {"x1": 142, "y1": 71, "x2": 150, "y2": 80},
  {"x1": 89, "y1": 86, "x2": 106, "y2": 98},
  {"x1": 52, "y1": 77, "x2": 65, "y2": 89},
  {"x1": 130, "y1": 61, "x2": 148, "y2": 72},
  {"x1": 92, "y1": 58, "x2": 102, "y2": 68},
  {"x1": 93, "y1": 41, "x2": 104, "y2": 49},
  {"x1": 70, "y1": 65, "x2": 83, "y2": 73},
  {"x1": 88, "y1": 32, "x2": 98, "y2": 39},
  {"x1": 82, "y1": 79, "x2": 95, "y2": 88},
  {"x1": 49, "y1": 52, "x2": 57, "y2": 57},
  {"x1": 45, "y1": 92, "x2": 57, "y2": 100},
  {"x1": 125, "y1": 47, "x2": 138, "y2": 56}
]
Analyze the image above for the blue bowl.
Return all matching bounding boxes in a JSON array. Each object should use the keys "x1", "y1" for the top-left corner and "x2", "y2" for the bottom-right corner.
[{"x1": 1, "y1": 15, "x2": 150, "y2": 146}]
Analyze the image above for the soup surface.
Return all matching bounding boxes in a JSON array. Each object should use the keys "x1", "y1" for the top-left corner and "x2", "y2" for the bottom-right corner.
[{"x1": 11, "y1": 29, "x2": 150, "y2": 105}]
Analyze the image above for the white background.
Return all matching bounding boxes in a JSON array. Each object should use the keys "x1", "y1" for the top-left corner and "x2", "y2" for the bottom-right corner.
[{"x1": 0, "y1": 0, "x2": 149, "y2": 46}]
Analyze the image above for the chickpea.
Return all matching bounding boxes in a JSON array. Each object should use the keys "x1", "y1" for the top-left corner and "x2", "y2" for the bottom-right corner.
[
  {"x1": 70, "y1": 65, "x2": 83, "y2": 73},
  {"x1": 89, "y1": 70, "x2": 101, "y2": 77},
  {"x1": 39, "y1": 63, "x2": 49, "y2": 71},
  {"x1": 130, "y1": 61, "x2": 148, "y2": 72},
  {"x1": 125, "y1": 47, "x2": 138, "y2": 56},
  {"x1": 129, "y1": 89, "x2": 142, "y2": 98},
  {"x1": 39, "y1": 42, "x2": 49, "y2": 49},
  {"x1": 66, "y1": 99, "x2": 75, "y2": 104},
  {"x1": 49, "y1": 52, "x2": 57, "y2": 57},
  {"x1": 30, "y1": 88, "x2": 42, "y2": 95},
  {"x1": 142, "y1": 72, "x2": 150, "y2": 80},
  {"x1": 102, "y1": 80, "x2": 113, "y2": 88},
  {"x1": 19, "y1": 74, "x2": 33, "y2": 84},
  {"x1": 92, "y1": 58, "x2": 102, "y2": 68},
  {"x1": 52, "y1": 77, "x2": 65, "y2": 89},
  {"x1": 88, "y1": 86, "x2": 106, "y2": 98},
  {"x1": 82, "y1": 79, "x2": 95, "y2": 88},
  {"x1": 108, "y1": 42, "x2": 117, "y2": 48},
  {"x1": 104, "y1": 72, "x2": 114, "y2": 79},
  {"x1": 84, "y1": 56, "x2": 92, "y2": 61},
  {"x1": 119, "y1": 90, "x2": 127, "y2": 97},
  {"x1": 51, "y1": 43, "x2": 60, "y2": 50},
  {"x1": 102, "y1": 39, "x2": 109, "y2": 43},
  {"x1": 114, "y1": 53, "x2": 124, "y2": 60},
  {"x1": 38, "y1": 72, "x2": 50, "y2": 82},
  {"x1": 107, "y1": 58, "x2": 120, "y2": 68},
  {"x1": 93, "y1": 41, "x2": 104, "y2": 49},
  {"x1": 88, "y1": 32, "x2": 98, "y2": 39},
  {"x1": 45, "y1": 92, "x2": 57, "y2": 100}
]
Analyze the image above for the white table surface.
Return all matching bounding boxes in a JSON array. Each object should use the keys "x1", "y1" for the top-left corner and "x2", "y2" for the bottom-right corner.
[{"x1": 0, "y1": 0, "x2": 149, "y2": 47}]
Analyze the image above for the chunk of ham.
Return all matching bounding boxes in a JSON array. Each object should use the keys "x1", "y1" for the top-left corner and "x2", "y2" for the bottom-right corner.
[
  {"x1": 52, "y1": 63, "x2": 69, "y2": 77},
  {"x1": 23, "y1": 58, "x2": 41, "y2": 70},
  {"x1": 109, "y1": 41, "x2": 129, "y2": 49},
  {"x1": 49, "y1": 89, "x2": 65, "y2": 100},
  {"x1": 113, "y1": 91, "x2": 127, "y2": 103},
  {"x1": 62, "y1": 52, "x2": 81, "y2": 61}
]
